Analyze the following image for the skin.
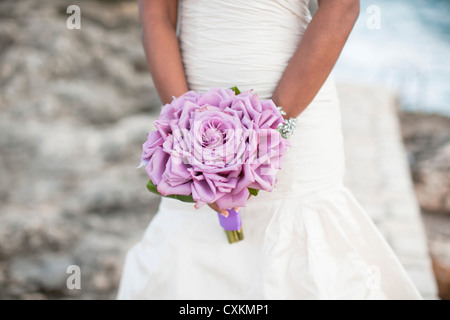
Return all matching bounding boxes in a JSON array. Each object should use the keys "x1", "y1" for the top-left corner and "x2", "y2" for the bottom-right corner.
[
  {"x1": 138, "y1": 0, "x2": 360, "y2": 216},
  {"x1": 271, "y1": 0, "x2": 360, "y2": 118}
]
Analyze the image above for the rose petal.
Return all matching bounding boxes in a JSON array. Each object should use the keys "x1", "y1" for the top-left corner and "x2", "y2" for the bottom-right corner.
[
  {"x1": 191, "y1": 175, "x2": 217, "y2": 204},
  {"x1": 139, "y1": 131, "x2": 164, "y2": 168},
  {"x1": 157, "y1": 178, "x2": 192, "y2": 196},
  {"x1": 145, "y1": 146, "x2": 169, "y2": 185},
  {"x1": 215, "y1": 187, "x2": 250, "y2": 209}
]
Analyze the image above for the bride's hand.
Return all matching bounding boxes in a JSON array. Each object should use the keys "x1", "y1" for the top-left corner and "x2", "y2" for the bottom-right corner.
[
  {"x1": 194, "y1": 194, "x2": 251, "y2": 217},
  {"x1": 207, "y1": 203, "x2": 240, "y2": 218}
]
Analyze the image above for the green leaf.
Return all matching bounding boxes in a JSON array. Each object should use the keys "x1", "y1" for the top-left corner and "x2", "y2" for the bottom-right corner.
[
  {"x1": 147, "y1": 179, "x2": 195, "y2": 203},
  {"x1": 248, "y1": 187, "x2": 260, "y2": 196},
  {"x1": 166, "y1": 194, "x2": 196, "y2": 203},
  {"x1": 146, "y1": 179, "x2": 159, "y2": 194},
  {"x1": 229, "y1": 86, "x2": 241, "y2": 95}
]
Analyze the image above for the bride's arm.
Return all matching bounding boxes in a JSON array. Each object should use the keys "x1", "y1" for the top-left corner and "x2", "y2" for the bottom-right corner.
[
  {"x1": 271, "y1": 0, "x2": 360, "y2": 118},
  {"x1": 139, "y1": 0, "x2": 189, "y2": 104}
]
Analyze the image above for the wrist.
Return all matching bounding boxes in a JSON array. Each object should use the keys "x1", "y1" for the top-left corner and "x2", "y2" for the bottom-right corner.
[
  {"x1": 276, "y1": 106, "x2": 298, "y2": 139},
  {"x1": 271, "y1": 94, "x2": 296, "y2": 119}
]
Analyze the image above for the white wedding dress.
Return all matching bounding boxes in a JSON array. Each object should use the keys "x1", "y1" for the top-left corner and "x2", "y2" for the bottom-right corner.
[{"x1": 117, "y1": 0, "x2": 422, "y2": 299}]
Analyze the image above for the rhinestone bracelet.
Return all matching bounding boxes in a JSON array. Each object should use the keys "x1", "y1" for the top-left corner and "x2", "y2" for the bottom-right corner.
[{"x1": 276, "y1": 106, "x2": 297, "y2": 139}]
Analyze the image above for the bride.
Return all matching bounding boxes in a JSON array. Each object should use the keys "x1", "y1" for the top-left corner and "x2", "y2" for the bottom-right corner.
[{"x1": 117, "y1": 0, "x2": 422, "y2": 299}]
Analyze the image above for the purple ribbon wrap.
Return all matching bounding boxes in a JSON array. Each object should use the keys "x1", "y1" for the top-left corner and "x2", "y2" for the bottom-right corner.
[
  {"x1": 217, "y1": 208, "x2": 242, "y2": 231},
  {"x1": 217, "y1": 208, "x2": 244, "y2": 243}
]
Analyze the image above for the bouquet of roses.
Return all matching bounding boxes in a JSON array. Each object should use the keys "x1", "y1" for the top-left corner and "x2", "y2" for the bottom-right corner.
[{"x1": 139, "y1": 86, "x2": 290, "y2": 244}]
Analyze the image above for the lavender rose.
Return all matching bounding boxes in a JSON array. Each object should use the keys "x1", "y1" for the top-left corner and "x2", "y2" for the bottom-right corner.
[{"x1": 140, "y1": 87, "x2": 289, "y2": 210}]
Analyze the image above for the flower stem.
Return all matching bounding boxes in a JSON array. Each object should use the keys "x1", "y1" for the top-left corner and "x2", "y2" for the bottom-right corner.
[{"x1": 224, "y1": 227, "x2": 244, "y2": 244}]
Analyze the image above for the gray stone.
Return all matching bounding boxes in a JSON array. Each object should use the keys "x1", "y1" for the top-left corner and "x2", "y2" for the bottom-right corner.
[{"x1": 10, "y1": 254, "x2": 75, "y2": 292}]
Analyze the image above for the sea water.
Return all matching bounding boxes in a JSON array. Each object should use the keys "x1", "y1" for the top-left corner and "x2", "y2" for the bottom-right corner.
[{"x1": 334, "y1": 0, "x2": 450, "y2": 116}]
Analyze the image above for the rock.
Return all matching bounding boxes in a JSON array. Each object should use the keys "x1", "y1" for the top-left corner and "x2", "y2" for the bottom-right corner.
[
  {"x1": 399, "y1": 111, "x2": 450, "y2": 214},
  {"x1": 64, "y1": 167, "x2": 159, "y2": 215},
  {"x1": 399, "y1": 111, "x2": 450, "y2": 299},
  {"x1": 72, "y1": 233, "x2": 131, "y2": 295},
  {"x1": 0, "y1": 0, "x2": 162, "y2": 299},
  {"x1": 0, "y1": 205, "x2": 80, "y2": 259},
  {"x1": 429, "y1": 233, "x2": 450, "y2": 300},
  {"x1": 10, "y1": 254, "x2": 75, "y2": 293}
]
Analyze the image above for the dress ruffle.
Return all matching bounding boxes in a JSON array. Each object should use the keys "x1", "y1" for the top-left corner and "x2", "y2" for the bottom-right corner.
[{"x1": 118, "y1": 185, "x2": 421, "y2": 299}]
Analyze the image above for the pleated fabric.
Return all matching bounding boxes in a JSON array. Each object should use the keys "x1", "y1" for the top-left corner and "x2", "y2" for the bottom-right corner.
[{"x1": 117, "y1": 0, "x2": 422, "y2": 299}]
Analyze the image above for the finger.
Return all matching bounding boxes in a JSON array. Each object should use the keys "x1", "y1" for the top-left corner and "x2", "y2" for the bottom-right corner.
[
  {"x1": 233, "y1": 207, "x2": 240, "y2": 212},
  {"x1": 208, "y1": 202, "x2": 229, "y2": 217}
]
